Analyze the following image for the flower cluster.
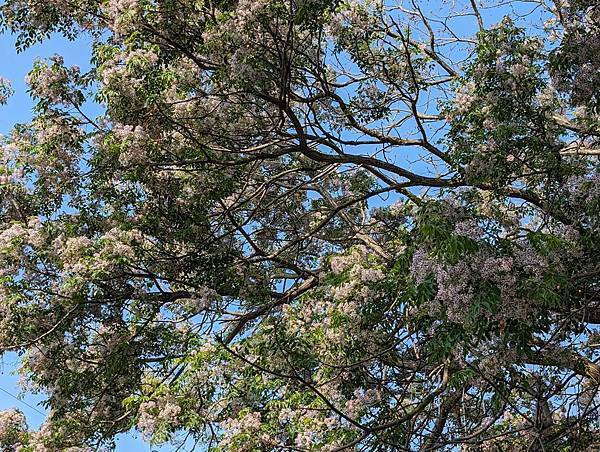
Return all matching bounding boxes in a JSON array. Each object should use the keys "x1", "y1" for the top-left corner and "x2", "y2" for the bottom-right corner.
[
  {"x1": 0, "y1": 76, "x2": 13, "y2": 105},
  {"x1": 105, "y1": 0, "x2": 141, "y2": 37},
  {"x1": 0, "y1": 409, "x2": 26, "y2": 448},
  {"x1": 330, "y1": 245, "x2": 384, "y2": 283},
  {"x1": 344, "y1": 388, "x2": 381, "y2": 418},
  {"x1": 54, "y1": 228, "x2": 144, "y2": 283},
  {"x1": 137, "y1": 396, "x2": 182, "y2": 440},
  {"x1": 26, "y1": 55, "x2": 81, "y2": 105},
  {"x1": 551, "y1": 2, "x2": 600, "y2": 109},
  {"x1": 0, "y1": 217, "x2": 44, "y2": 266},
  {"x1": 98, "y1": 47, "x2": 159, "y2": 102},
  {"x1": 410, "y1": 232, "x2": 549, "y2": 326},
  {"x1": 111, "y1": 123, "x2": 150, "y2": 166},
  {"x1": 447, "y1": 18, "x2": 562, "y2": 186},
  {"x1": 327, "y1": 0, "x2": 382, "y2": 44}
]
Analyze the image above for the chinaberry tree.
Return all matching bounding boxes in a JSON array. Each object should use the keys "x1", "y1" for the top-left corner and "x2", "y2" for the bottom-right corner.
[{"x1": 0, "y1": 0, "x2": 599, "y2": 450}]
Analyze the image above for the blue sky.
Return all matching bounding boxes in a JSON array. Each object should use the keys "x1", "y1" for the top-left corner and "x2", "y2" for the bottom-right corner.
[{"x1": 0, "y1": 30, "x2": 167, "y2": 452}]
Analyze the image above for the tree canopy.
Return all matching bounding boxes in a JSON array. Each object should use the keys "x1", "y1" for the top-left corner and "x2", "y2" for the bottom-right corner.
[{"x1": 0, "y1": 0, "x2": 599, "y2": 450}]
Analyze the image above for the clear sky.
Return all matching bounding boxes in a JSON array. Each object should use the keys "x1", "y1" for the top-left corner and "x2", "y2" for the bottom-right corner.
[{"x1": 0, "y1": 29, "x2": 168, "y2": 452}]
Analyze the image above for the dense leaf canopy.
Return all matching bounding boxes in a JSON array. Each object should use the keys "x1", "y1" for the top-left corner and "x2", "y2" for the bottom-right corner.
[{"x1": 0, "y1": 0, "x2": 599, "y2": 450}]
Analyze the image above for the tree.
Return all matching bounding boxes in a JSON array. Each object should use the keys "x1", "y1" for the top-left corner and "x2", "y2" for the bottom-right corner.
[{"x1": 0, "y1": 0, "x2": 598, "y2": 449}]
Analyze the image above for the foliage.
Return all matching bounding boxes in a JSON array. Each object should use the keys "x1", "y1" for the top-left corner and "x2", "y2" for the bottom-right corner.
[{"x1": 0, "y1": 0, "x2": 599, "y2": 450}]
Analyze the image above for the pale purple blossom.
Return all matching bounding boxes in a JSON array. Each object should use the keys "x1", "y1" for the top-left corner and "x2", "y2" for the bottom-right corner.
[
  {"x1": 0, "y1": 76, "x2": 13, "y2": 105},
  {"x1": 0, "y1": 409, "x2": 26, "y2": 446},
  {"x1": 453, "y1": 220, "x2": 484, "y2": 240}
]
